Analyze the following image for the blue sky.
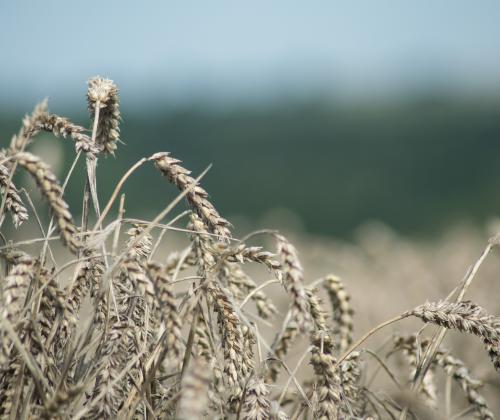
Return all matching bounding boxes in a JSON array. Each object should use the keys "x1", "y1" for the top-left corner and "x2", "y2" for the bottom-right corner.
[{"x1": 1, "y1": 1, "x2": 500, "y2": 108}]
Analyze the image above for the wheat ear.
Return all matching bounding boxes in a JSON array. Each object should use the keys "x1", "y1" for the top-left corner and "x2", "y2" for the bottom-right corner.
[
  {"x1": 15, "y1": 152, "x2": 81, "y2": 254},
  {"x1": 87, "y1": 76, "x2": 120, "y2": 155},
  {"x1": 0, "y1": 161, "x2": 28, "y2": 227},
  {"x1": 275, "y1": 234, "x2": 312, "y2": 332},
  {"x1": 310, "y1": 333, "x2": 341, "y2": 420},
  {"x1": 150, "y1": 152, "x2": 231, "y2": 239},
  {"x1": 241, "y1": 376, "x2": 271, "y2": 420},
  {"x1": 323, "y1": 274, "x2": 354, "y2": 353},
  {"x1": 406, "y1": 301, "x2": 500, "y2": 370}
]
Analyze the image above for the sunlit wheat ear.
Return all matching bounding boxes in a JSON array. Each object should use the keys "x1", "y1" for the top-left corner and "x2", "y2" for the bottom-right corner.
[
  {"x1": 305, "y1": 287, "x2": 328, "y2": 332},
  {"x1": 87, "y1": 76, "x2": 120, "y2": 155},
  {"x1": 1, "y1": 251, "x2": 34, "y2": 333},
  {"x1": 189, "y1": 213, "x2": 216, "y2": 276},
  {"x1": 275, "y1": 234, "x2": 312, "y2": 332},
  {"x1": 15, "y1": 152, "x2": 81, "y2": 254},
  {"x1": 9, "y1": 99, "x2": 48, "y2": 152},
  {"x1": 0, "y1": 160, "x2": 28, "y2": 227},
  {"x1": 241, "y1": 324, "x2": 256, "y2": 376},
  {"x1": 322, "y1": 275, "x2": 354, "y2": 353},
  {"x1": 147, "y1": 261, "x2": 183, "y2": 365},
  {"x1": 207, "y1": 283, "x2": 245, "y2": 394},
  {"x1": 241, "y1": 376, "x2": 271, "y2": 420},
  {"x1": 150, "y1": 152, "x2": 232, "y2": 239},
  {"x1": 179, "y1": 357, "x2": 212, "y2": 420},
  {"x1": 310, "y1": 333, "x2": 341, "y2": 420},
  {"x1": 406, "y1": 300, "x2": 500, "y2": 370},
  {"x1": 122, "y1": 225, "x2": 155, "y2": 309}
]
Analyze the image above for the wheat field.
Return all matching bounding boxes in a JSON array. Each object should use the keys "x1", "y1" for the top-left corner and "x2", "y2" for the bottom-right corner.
[{"x1": 0, "y1": 77, "x2": 499, "y2": 419}]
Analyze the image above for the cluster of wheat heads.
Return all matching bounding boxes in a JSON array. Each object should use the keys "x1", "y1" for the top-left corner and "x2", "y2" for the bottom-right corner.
[{"x1": 0, "y1": 77, "x2": 499, "y2": 420}]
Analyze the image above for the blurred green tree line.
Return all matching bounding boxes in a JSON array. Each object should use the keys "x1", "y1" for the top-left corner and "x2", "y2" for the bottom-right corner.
[{"x1": 1, "y1": 97, "x2": 500, "y2": 238}]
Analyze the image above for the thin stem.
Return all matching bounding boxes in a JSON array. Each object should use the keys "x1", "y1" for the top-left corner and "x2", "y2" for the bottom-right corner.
[
  {"x1": 93, "y1": 157, "x2": 147, "y2": 229},
  {"x1": 41, "y1": 151, "x2": 81, "y2": 263},
  {"x1": 82, "y1": 103, "x2": 101, "y2": 233},
  {"x1": 239, "y1": 279, "x2": 281, "y2": 310},
  {"x1": 334, "y1": 314, "x2": 407, "y2": 368},
  {"x1": 278, "y1": 345, "x2": 314, "y2": 406}
]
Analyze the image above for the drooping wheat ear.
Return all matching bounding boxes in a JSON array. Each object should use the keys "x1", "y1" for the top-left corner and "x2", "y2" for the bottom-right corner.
[
  {"x1": 15, "y1": 152, "x2": 81, "y2": 254},
  {"x1": 30, "y1": 113, "x2": 98, "y2": 155},
  {"x1": 0, "y1": 161, "x2": 28, "y2": 227},
  {"x1": 9, "y1": 99, "x2": 49, "y2": 152},
  {"x1": 87, "y1": 76, "x2": 120, "y2": 154},
  {"x1": 305, "y1": 287, "x2": 328, "y2": 332},
  {"x1": 224, "y1": 262, "x2": 278, "y2": 319},
  {"x1": 222, "y1": 243, "x2": 282, "y2": 273},
  {"x1": 435, "y1": 349, "x2": 494, "y2": 420},
  {"x1": 393, "y1": 335, "x2": 438, "y2": 409},
  {"x1": 179, "y1": 357, "x2": 212, "y2": 420},
  {"x1": 323, "y1": 275, "x2": 354, "y2": 353},
  {"x1": 241, "y1": 376, "x2": 271, "y2": 420},
  {"x1": 394, "y1": 334, "x2": 493, "y2": 419},
  {"x1": 406, "y1": 301, "x2": 500, "y2": 370},
  {"x1": 150, "y1": 152, "x2": 232, "y2": 239},
  {"x1": 310, "y1": 333, "x2": 342, "y2": 420},
  {"x1": 207, "y1": 282, "x2": 245, "y2": 392},
  {"x1": 147, "y1": 261, "x2": 183, "y2": 365},
  {"x1": 275, "y1": 234, "x2": 312, "y2": 332}
]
